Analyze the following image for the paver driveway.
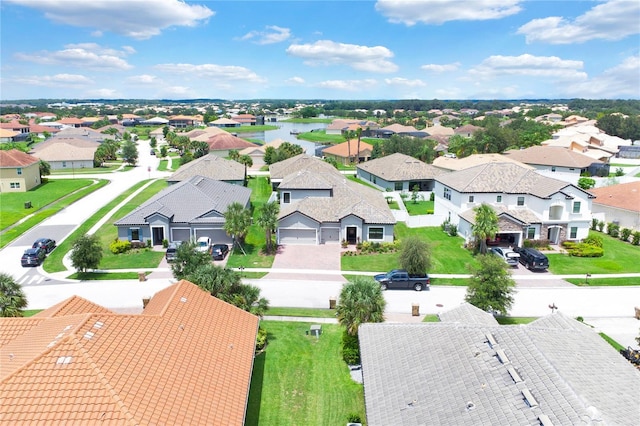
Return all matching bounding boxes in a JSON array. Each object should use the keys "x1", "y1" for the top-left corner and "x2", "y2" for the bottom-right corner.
[{"x1": 265, "y1": 243, "x2": 345, "y2": 281}]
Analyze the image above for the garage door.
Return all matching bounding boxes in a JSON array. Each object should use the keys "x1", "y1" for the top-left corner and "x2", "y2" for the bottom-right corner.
[
  {"x1": 279, "y1": 229, "x2": 317, "y2": 245},
  {"x1": 171, "y1": 228, "x2": 190, "y2": 243},
  {"x1": 320, "y1": 228, "x2": 340, "y2": 244},
  {"x1": 195, "y1": 229, "x2": 231, "y2": 244}
]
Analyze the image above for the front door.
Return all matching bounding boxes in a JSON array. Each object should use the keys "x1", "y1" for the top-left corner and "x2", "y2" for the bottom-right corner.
[
  {"x1": 152, "y1": 227, "x2": 165, "y2": 246},
  {"x1": 346, "y1": 226, "x2": 357, "y2": 244}
]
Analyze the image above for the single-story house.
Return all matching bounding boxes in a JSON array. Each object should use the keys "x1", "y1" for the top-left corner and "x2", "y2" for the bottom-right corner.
[
  {"x1": 359, "y1": 303, "x2": 640, "y2": 426},
  {"x1": 424, "y1": 124, "x2": 455, "y2": 138},
  {"x1": 167, "y1": 153, "x2": 245, "y2": 185},
  {"x1": 58, "y1": 117, "x2": 84, "y2": 128},
  {"x1": 271, "y1": 154, "x2": 396, "y2": 245},
  {"x1": 325, "y1": 119, "x2": 379, "y2": 136},
  {"x1": 433, "y1": 153, "x2": 531, "y2": 172},
  {"x1": 168, "y1": 115, "x2": 201, "y2": 128},
  {"x1": 185, "y1": 126, "x2": 227, "y2": 142},
  {"x1": 0, "y1": 129, "x2": 19, "y2": 143},
  {"x1": 322, "y1": 139, "x2": 373, "y2": 165},
  {"x1": 0, "y1": 149, "x2": 41, "y2": 192},
  {"x1": 589, "y1": 181, "x2": 640, "y2": 231},
  {"x1": 434, "y1": 162, "x2": 595, "y2": 245},
  {"x1": 374, "y1": 123, "x2": 428, "y2": 138},
  {"x1": 206, "y1": 133, "x2": 259, "y2": 157},
  {"x1": 356, "y1": 152, "x2": 445, "y2": 192},
  {"x1": 209, "y1": 117, "x2": 242, "y2": 128},
  {"x1": 31, "y1": 137, "x2": 100, "y2": 170},
  {"x1": 140, "y1": 116, "x2": 170, "y2": 126},
  {"x1": 114, "y1": 175, "x2": 251, "y2": 245},
  {"x1": 453, "y1": 124, "x2": 483, "y2": 138},
  {"x1": 0, "y1": 280, "x2": 259, "y2": 425},
  {"x1": 503, "y1": 146, "x2": 608, "y2": 179}
]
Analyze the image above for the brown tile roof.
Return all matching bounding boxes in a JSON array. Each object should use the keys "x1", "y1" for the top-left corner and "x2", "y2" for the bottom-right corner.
[
  {"x1": 356, "y1": 152, "x2": 445, "y2": 181},
  {"x1": 0, "y1": 280, "x2": 259, "y2": 425},
  {"x1": 381, "y1": 123, "x2": 418, "y2": 133},
  {"x1": 0, "y1": 149, "x2": 40, "y2": 168},
  {"x1": 0, "y1": 121, "x2": 29, "y2": 130},
  {"x1": 503, "y1": 146, "x2": 600, "y2": 168},
  {"x1": 589, "y1": 181, "x2": 640, "y2": 212},
  {"x1": 58, "y1": 117, "x2": 84, "y2": 125},
  {"x1": 206, "y1": 133, "x2": 258, "y2": 151},
  {"x1": 322, "y1": 139, "x2": 373, "y2": 158}
]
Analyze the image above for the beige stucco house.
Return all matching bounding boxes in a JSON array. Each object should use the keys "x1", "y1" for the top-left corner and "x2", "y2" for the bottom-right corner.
[{"x1": 0, "y1": 149, "x2": 41, "y2": 192}]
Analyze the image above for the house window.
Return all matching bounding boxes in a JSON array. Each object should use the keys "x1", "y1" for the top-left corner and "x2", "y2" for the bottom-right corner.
[
  {"x1": 527, "y1": 227, "x2": 535, "y2": 239},
  {"x1": 368, "y1": 227, "x2": 384, "y2": 240},
  {"x1": 283, "y1": 192, "x2": 291, "y2": 204},
  {"x1": 62, "y1": 161, "x2": 67, "y2": 168},
  {"x1": 497, "y1": 195, "x2": 502, "y2": 203},
  {"x1": 130, "y1": 228, "x2": 140, "y2": 241},
  {"x1": 517, "y1": 196, "x2": 525, "y2": 206},
  {"x1": 16, "y1": 168, "x2": 22, "y2": 175},
  {"x1": 551, "y1": 166, "x2": 556, "y2": 172},
  {"x1": 443, "y1": 187, "x2": 451, "y2": 200},
  {"x1": 10, "y1": 182, "x2": 20, "y2": 189},
  {"x1": 468, "y1": 195, "x2": 474, "y2": 203},
  {"x1": 394, "y1": 182, "x2": 403, "y2": 191},
  {"x1": 572, "y1": 201, "x2": 581, "y2": 213},
  {"x1": 570, "y1": 227, "x2": 578, "y2": 239}
]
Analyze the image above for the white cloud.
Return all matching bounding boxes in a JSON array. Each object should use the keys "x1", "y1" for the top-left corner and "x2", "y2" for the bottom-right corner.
[
  {"x1": 315, "y1": 79, "x2": 378, "y2": 91},
  {"x1": 15, "y1": 44, "x2": 133, "y2": 70},
  {"x1": 154, "y1": 63, "x2": 267, "y2": 84},
  {"x1": 518, "y1": 0, "x2": 640, "y2": 44},
  {"x1": 375, "y1": 0, "x2": 522, "y2": 25},
  {"x1": 85, "y1": 88, "x2": 120, "y2": 98},
  {"x1": 287, "y1": 40, "x2": 397, "y2": 73},
  {"x1": 384, "y1": 77, "x2": 426, "y2": 87},
  {"x1": 5, "y1": 0, "x2": 214, "y2": 39},
  {"x1": 13, "y1": 73, "x2": 94, "y2": 87},
  {"x1": 285, "y1": 76, "x2": 305, "y2": 84},
  {"x1": 421, "y1": 62, "x2": 461, "y2": 73},
  {"x1": 127, "y1": 74, "x2": 159, "y2": 84},
  {"x1": 469, "y1": 54, "x2": 587, "y2": 80},
  {"x1": 564, "y1": 55, "x2": 640, "y2": 98},
  {"x1": 239, "y1": 25, "x2": 291, "y2": 45}
]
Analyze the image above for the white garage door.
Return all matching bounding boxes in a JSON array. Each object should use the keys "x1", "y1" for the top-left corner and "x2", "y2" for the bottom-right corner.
[
  {"x1": 279, "y1": 229, "x2": 317, "y2": 245},
  {"x1": 320, "y1": 228, "x2": 340, "y2": 244}
]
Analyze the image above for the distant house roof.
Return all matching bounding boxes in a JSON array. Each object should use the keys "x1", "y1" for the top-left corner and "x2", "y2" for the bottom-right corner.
[
  {"x1": 0, "y1": 149, "x2": 40, "y2": 168},
  {"x1": 381, "y1": 123, "x2": 418, "y2": 134},
  {"x1": 31, "y1": 137, "x2": 100, "y2": 162},
  {"x1": 425, "y1": 124, "x2": 455, "y2": 136},
  {"x1": 140, "y1": 116, "x2": 169, "y2": 125},
  {"x1": 0, "y1": 280, "x2": 259, "y2": 425},
  {"x1": 206, "y1": 133, "x2": 258, "y2": 151},
  {"x1": 269, "y1": 153, "x2": 336, "y2": 181},
  {"x1": 359, "y1": 304, "x2": 640, "y2": 426},
  {"x1": 58, "y1": 117, "x2": 84, "y2": 125},
  {"x1": 453, "y1": 124, "x2": 483, "y2": 136},
  {"x1": 210, "y1": 117, "x2": 241, "y2": 126},
  {"x1": 356, "y1": 153, "x2": 445, "y2": 181},
  {"x1": 322, "y1": 139, "x2": 373, "y2": 158},
  {"x1": 503, "y1": 146, "x2": 601, "y2": 168},
  {"x1": 589, "y1": 181, "x2": 640, "y2": 213},
  {"x1": 435, "y1": 162, "x2": 594, "y2": 199},
  {"x1": 167, "y1": 153, "x2": 245, "y2": 183},
  {"x1": 115, "y1": 175, "x2": 251, "y2": 226},
  {"x1": 433, "y1": 153, "x2": 531, "y2": 171},
  {"x1": 0, "y1": 129, "x2": 19, "y2": 138}
]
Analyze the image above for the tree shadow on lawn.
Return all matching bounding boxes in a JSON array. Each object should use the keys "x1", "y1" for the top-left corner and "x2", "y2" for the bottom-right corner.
[{"x1": 245, "y1": 331, "x2": 277, "y2": 426}]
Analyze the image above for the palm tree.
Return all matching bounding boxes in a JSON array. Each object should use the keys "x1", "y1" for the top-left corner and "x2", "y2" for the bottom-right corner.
[
  {"x1": 0, "y1": 273, "x2": 27, "y2": 317},
  {"x1": 336, "y1": 277, "x2": 386, "y2": 336},
  {"x1": 344, "y1": 130, "x2": 354, "y2": 165},
  {"x1": 472, "y1": 203, "x2": 499, "y2": 254},
  {"x1": 223, "y1": 202, "x2": 252, "y2": 254},
  {"x1": 238, "y1": 154, "x2": 253, "y2": 186},
  {"x1": 354, "y1": 127, "x2": 363, "y2": 164},
  {"x1": 228, "y1": 149, "x2": 240, "y2": 161},
  {"x1": 257, "y1": 201, "x2": 280, "y2": 254},
  {"x1": 232, "y1": 284, "x2": 269, "y2": 317}
]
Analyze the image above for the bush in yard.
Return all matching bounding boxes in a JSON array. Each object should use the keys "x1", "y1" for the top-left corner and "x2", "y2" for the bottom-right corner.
[
  {"x1": 399, "y1": 236, "x2": 431, "y2": 275},
  {"x1": 583, "y1": 234, "x2": 603, "y2": 248},
  {"x1": 632, "y1": 231, "x2": 640, "y2": 246},
  {"x1": 70, "y1": 234, "x2": 103, "y2": 273},
  {"x1": 577, "y1": 177, "x2": 596, "y2": 190},
  {"x1": 347, "y1": 413, "x2": 363, "y2": 423},
  {"x1": 448, "y1": 224, "x2": 458, "y2": 236},
  {"x1": 567, "y1": 243, "x2": 604, "y2": 257},
  {"x1": 341, "y1": 331, "x2": 360, "y2": 365},
  {"x1": 620, "y1": 228, "x2": 632, "y2": 242},
  {"x1": 162, "y1": 239, "x2": 169, "y2": 248},
  {"x1": 255, "y1": 327, "x2": 268, "y2": 351},
  {"x1": 429, "y1": 192, "x2": 435, "y2": 201},
  {"x1": 109, "y1": 239, "x2": 131, "y2": 254},
  {"x1": 591, "y1": 218, "x2": 599, "y2": 230},
  {"x1": 597, "y1": 220, "x2": 605, "y2": 232},
  {"x1": 606, "y1": 222, "x2": 620, "y2": 238}
]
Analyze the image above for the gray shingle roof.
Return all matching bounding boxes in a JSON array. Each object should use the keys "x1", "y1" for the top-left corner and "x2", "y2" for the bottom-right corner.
[
  {"x1": 459, "y1": 204, "x2": 543, "y2": 226},
  {"x1": 114, "y1": 176, "x2": 250, "y2": 226},
  {"x1": 435, "y1": 162, "x2": 587, "y2": 199},
  {"x1": 269, "y1": 153, "x2": 337, "y2": 180},
  {"x1": 356, "y1": 153, "x2": 445, "y2": 181},
  {"x1": 359, "y1": 309, "x2": 640, "y2": 426},
  {"x1": 438, "y1": 302, "x2": 499, "y2": 325},
  {"x1": 167, "y1": 154, "x2": 244, "y2": 183}
]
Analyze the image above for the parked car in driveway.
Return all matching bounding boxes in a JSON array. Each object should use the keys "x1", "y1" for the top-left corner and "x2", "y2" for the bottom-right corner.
[
  {"x1": 195, "y1": 236, "x2": 212, "y2": 253},
  {"x1": 21, "y1": 247, "x2": 46, "y2": 267},
  {"x1": 489, "y1": 247, "x2": 520, "y2": 267},
  {"x1": 32, "y1": 238, "x2": 56, "y2": 253},
  {"x1": 374, "y1": 269, "x2": 430, "y2": 291},
  {"x1": 513, "y1": 247, "x2": 549, "y2": 271},
  {"x1": 211, "y1": 244, "x2": 229, "y2": 260},
  {"x1": 165, "y1": 242, "x2": 181, "y2": 262}
]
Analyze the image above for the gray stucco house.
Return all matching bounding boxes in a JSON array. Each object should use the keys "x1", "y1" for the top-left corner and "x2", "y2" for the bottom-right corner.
[
  {"x1": 270, "y1": 154, "x2": 396, "y2": 245},
  {"x1": 359, "y1": 303, "x2": 640, "y2": 426},
  {"x1": 356, "y1": 152, "x2": 445, "y2": 191},
  {"x1": 114, "y1": 175, "x2": 251, "y2": 245},
  {"x1": 167, "y1": 153, "x2": 245, "y2": 185}
]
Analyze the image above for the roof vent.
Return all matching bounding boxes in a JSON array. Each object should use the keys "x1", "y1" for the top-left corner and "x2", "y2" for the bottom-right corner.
[
  {"x1": 180, "y1": 297, "x2": 187, "y2": 303},
  {"x1": 538, "y1": 414, "x2": 554, "y2": 426},
  {"x1": 93, "y1": 321, "x2": 104, "y2": 329},
  {"x1": 485, "y1": 332, "x2": 498, "y2": 348},
  {"x1": 508, "y1": 366, "x2": 523, "y2": 383},
  {"x1": 522, "y1": 389, "x2": 539, "y2": 408},
  {"x1": 56, "y1": 356, "x2": 73, "y2": 365},
  {"x1": 496, "y1": 348, "x2": 510, "y2": 364},
  {"x1": 466, "y1": 401, "x2": 476, "y2": 411},
  {"x1": 84, "y1": 331, "x2": 95, "y2": 340},
  {"x1": 63, "y1": 325, "x2": 73, "y2": 331}
]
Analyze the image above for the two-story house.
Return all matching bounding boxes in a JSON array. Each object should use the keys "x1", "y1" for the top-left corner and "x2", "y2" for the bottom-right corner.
[
  {"x1": 434, "y1": 162, "x2": 595, "y2": 246},
  {"x1": 0, "y1": 149, "x2": 41, "y2": 192},
  {"x1": 270, "y1": 154, "x2": 395, "y2": 245}
]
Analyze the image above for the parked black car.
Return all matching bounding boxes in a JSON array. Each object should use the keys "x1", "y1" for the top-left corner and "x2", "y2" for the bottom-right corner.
[
  {"x1": 21, "y1": 247, "x2": 46, "y2": 267},
  {"x1": 32, "y1": 238, "x2": 56, "y2": 253},
  {"x1": 513, "y1": 247, "x2": 549, "y2": 271},
  {"x1": 211, "y1": 244, "x2": 229, "y2": 260}
]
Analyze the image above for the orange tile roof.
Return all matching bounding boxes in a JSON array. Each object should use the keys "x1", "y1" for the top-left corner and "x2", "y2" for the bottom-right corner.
[
  {"x1": 0, "y1": 149, "x2": 40, "y2": 168},
  {"x1": 589, "y1": 181, "x2": 640, "y2": 212},
  {"x1": 207, "y1": 133, "x2": 258, "y2": 150},
  {"x1": 0, "y1": 280, "x2": 259, "y2": 425},
  {"x1": 322, "y1": 139, "x2": 373, "y2": 158}
]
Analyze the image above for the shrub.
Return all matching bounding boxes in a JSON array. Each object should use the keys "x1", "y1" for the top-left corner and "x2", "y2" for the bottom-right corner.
[
  {"x1": 615, "y1": 167, "x2": 624, "y2": 177},
  {"x1": 426, "y1": 209, "x2": 434, "y2": 215},
  {"x1": 632, "y1": 231, "x2": 640, "y2": 246},
  {"x1": 429, "y1": 192, "x2": 435, "y2": 201},
  {"x1": 441, "y1": 218, "x2": 451, "y2": 232},
  {"x1": 523, "y1": 239, "x2": 551, "y2": 249},
  {"x1": 255, "y1": 327, "x2": 268, "y2": 351},
  {"x1": 620, "y1": 228, "x2": 632, "y2": 242},
  {"x1": 342, "y1": 331, "x2": 360, "y2": 365},
  {"x1": 583, "y1": 234, "x2": 603, "y2": 248},
  {"x1": 109, "y1": 239, "x2": 131, "y2": 254},
  {"x1": 597, "y1": 221, "x2": 605, "y2": 232},
  {"x1": 591, "y1": 218, "x2": 599, "y2": 230},
  {"x1": 162, "y1": 239, "x2": 169, "y2": 248},
  {"x1": 146, "y1": 239, "x2": 152, "y2": 248},
  {"x1": 561, "y1": 241, "x2": 577, "y2": 249},
  {"x1": 347, "y1": 413, "x2": 363, "y2": 423},
  {"x1": 131, "y1": 241, "x2": 146, "y2": 249},
  {"x1": 448, "y1": 225, "x2": 458, "y2": 236},
  {"x1": 577, "y1": 177, "x2": 595, "y2": 190},
  {"x1": 606, "y1": 222, "x2": 620, "y2": 238},
  {"x1": 568, "y1": 243, "x2": 604, "y2": 257},
  {"x1": 575, "y1": 316, "x2": 584, "y2": 322}
]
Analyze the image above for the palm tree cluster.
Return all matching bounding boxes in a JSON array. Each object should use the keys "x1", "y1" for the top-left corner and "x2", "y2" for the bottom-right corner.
[{"x1": 0, "y1": 273, "x2": 27, "y2": 317}]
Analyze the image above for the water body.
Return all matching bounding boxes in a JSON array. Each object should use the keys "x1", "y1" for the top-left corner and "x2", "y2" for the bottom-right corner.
[{"x1": 241, "y1": 121, "x2": 328, "y2": 156}]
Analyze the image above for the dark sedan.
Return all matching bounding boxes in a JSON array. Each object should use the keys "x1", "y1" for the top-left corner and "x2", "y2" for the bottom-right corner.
[
  {"x1": 21, "y1": 247, "x2": 46, "y2": 267},
  {"x1": 32, "y1": 238, "x2": 56, "y2": 253},
  {"x1": 211, "y1": 244, "x2": 229, "y2": 260}
]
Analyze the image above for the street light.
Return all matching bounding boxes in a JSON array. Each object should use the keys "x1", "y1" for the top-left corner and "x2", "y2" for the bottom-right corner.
[{"x1": 548, "y1": 302, "x2": 558, "y2": 313}]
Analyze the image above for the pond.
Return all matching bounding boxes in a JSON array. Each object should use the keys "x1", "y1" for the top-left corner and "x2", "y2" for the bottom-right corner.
[{"x1": 241, "y1": 121, "x2": 328, "y2": 155}]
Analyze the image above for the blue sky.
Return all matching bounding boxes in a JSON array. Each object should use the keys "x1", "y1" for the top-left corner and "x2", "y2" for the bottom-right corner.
[{"x1": 1, "y1": 0, "x2": 639, "y2": 100}]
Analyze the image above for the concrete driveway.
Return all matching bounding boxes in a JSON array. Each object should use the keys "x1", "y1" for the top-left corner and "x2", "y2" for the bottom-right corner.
[{"x1": 265, "y1": 244, "x2": 345, "y2": 281}]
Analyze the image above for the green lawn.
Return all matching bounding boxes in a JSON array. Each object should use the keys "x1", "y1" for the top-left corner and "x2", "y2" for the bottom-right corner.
[
  {"x1": 599, "y1": 332, "x2": 625, "y2": 351},
  {"x1": 495, "y1": 317, "x2": 537, "y2": 325},
  {"x1": 227, "y1": 176, "x2": 276, "y2": 269},
  {"x1": 565, "y1": 277, "x2": 640, "y2": 286},
  {"x1": 548, "y1": 231, "x2": 640, "y2": 274},
  {"x1": 347, "y1": 175, "x2": 381, "y2": 191},
  {"x1": 341, "y1": 224, "x2": 477, "y2": 274},
  {"x1": 403, "y1": 199, "x2": 434, "y2": 215},
  {"x1": 388, "y1": 200, "x2": 400, "y2": 210},
  {"x1": 50, "y1": 165, "x2": 121, "y2": 174},
  {"x1": 422, "y1": 314, "x2": 440, "y2": 322},
  {"x1": 297, "y1": 130, "x2": 344, "y2": 144},
  {"x1": 157, "y1": 159, "x2": 169, "y2": 171},
  {"x1": 266, "y1": 307, "x2": 337, "y2": 318},
  {"x1": 67, "y1": 271, "x2": 146, "y2": 280},
  {"x1": 245, "y1": 321, "x2": 364, "y2": 426}
]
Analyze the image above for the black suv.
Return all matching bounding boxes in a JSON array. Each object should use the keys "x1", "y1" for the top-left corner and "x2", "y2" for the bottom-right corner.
[
  {"x1": 514, "y1": 247, "x2": 549, "y2": 271},
  {"x1": 211, "y1": 244, "x2": 229, "y2": 260},
  {"x1": 32, "y1": 238, "x2": 56, "y2": 253},
  {"x1": 21, "y1": 247, "x2": 46, "y2": 267}
]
